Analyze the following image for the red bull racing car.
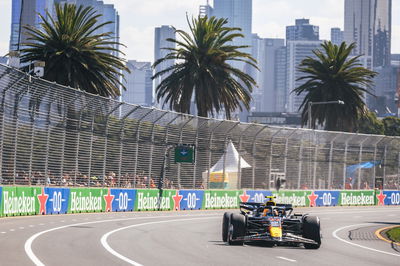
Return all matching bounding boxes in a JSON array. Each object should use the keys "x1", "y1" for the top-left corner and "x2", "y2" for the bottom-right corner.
[{"x1": 222, "y1": 196, "x2": 321, "y2": 249}]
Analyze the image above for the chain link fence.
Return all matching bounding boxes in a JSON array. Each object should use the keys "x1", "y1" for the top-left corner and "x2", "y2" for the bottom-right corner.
[{"x1": 0, "y1": 63, "x2": 399, "y2": 190}]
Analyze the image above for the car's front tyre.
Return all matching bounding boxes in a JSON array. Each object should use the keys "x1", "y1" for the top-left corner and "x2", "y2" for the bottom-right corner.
[
  {"x1": 228, "y1": 213, "x2": 246, "y2": 245},
  {"x1": 302, "y1": 215, "x2": 321, "y2": 249}
]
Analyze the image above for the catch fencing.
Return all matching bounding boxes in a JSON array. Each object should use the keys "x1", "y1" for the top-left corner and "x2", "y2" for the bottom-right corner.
[{"x1": 0, "y1": 63, "x2": 399, "y2": 190}]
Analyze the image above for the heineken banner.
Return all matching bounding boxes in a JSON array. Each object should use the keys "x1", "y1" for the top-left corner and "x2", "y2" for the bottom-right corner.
[
  {"x1": 272, "y1": 191, "x2": 312, "y2": 207},
  {"x1": 339, "y1": 190, "x2": 375, "y2": 206},
  {"x1": 312, "y1": 191, "x2": 340, "y2": 207},
  {"x1": 1, "y1": 187, "x2": 41, "y2": 216},
  {"x1": 110, "y1": 189, "x2": 136, "y2": 212},
  {"x1": 135, "y1": 189, "x2": 175, "y2": 211},
  {"x1": 376, "y1": 190, "x2": 400, "y2": 206},
  {"x1": 176, "y1": 190, "x2": 204, "y2": 210},
  {"x1": 202, "y1": 190, "x2": 242, "y2": 209},
  {"x1": 68, "y1": 188, "x2": 107, "y2": 213},
  {"x1": 45, "y1": 188, "x2": 70, "y2": 215},
  {"x1": 243, "y1": 190, "x2": 273, "y2": 203}
]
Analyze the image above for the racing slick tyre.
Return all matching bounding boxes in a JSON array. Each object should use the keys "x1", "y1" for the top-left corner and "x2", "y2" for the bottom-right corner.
[
  {"x1": 228, "y1": 213, "x2": 246, "y2": 246},
  {"x1": 302, "y1": 215, "x2": 321, "y2": 249},
  {"x1": 222, "y1": 212, "x2": 231, "y2": 242}
]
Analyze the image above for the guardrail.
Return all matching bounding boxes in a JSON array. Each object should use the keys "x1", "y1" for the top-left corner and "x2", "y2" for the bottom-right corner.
[{"x1": 0, "y1": 186, "x2": 398, "y2": 217}]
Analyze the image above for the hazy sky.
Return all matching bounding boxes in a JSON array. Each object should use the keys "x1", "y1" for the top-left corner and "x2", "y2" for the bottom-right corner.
[{"x1": 0, "y1": 0, "x2": 399, "y2": 62}]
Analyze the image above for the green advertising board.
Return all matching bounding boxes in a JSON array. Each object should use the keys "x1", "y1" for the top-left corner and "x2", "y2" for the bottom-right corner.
[
  {"x1": 135, "y1": 189, "x2": 175, "y2": 211},
  {"x1": 175, "y1": 146, "x2": 194, "y2": 163},
  {"x1": 339, "y1": 190, "x2": 375, "y2": 206},
  {"x1": 202, "y1": 190, "x2": 241, "y2": 209},
  {"x1": 272, "y1": 191, "x2": 312, "y2": 207},
  {"x1": 1, "y1": 186, "x2": 42, "y2": 216},
  {"x1": 68, "y1": 188, "x2": 107, "y2": 213}
]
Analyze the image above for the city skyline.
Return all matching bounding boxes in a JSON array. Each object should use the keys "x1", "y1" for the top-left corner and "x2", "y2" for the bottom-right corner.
[{"x1": 1, "y1": 0, "x2": 399, "y2": 62}]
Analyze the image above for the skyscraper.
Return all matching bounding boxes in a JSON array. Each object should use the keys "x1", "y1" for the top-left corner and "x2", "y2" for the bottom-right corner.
[
  {"x1": 154, "y1": 25, "x2": 176, "y2": 109},
  {"x1": 203, "y1": 0, "x2": 252, "y2": 57},
  {"x1": 251, "y1": 36, "x2": 286, "y2": 112},
  {"x1": 331, "y1": 27, "x2": 344, "y2": 46},
  {"x1": 286, "y1": 40, "x2": 322, "y2": 113},
  {"x1": 59, "y1": 0, "x2": 120, "y2": 57},
  {"x1": 286, "y1": 19, "x2": 319, "y2": 43},
  {"x1": 9, "y1": 0, "x2": 55, "y2": 51},
  {"x1": 122, "y1": 60, "x2": 153, "y2": 107},
  {"x1": 344, "y1": 0, "x2": 392, "y2": 68}
]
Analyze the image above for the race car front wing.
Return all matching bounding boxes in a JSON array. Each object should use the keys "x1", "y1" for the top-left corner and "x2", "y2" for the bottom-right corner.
[{"x1": 233, "y1": 232, "x2": 318, "y2": 245}]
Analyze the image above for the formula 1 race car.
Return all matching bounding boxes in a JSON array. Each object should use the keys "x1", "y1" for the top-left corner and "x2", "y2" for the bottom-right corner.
[{"x1": 222, "y1": 196, "x2": 321, "y2": 249}]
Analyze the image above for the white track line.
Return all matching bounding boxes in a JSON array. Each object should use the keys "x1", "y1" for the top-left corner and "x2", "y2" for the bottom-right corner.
[
  {"x1": 332, "y1": 223, "x2": 400, "y2": 257},
  {"x1": 24, "y1": 214, "x2": 219, "y2": 266},
  {"x1": 100, "y1": 217, "x2": 219, "y2": 266},
  {"x1": 276, "y1": 256, "x2": 297, "y2": 262}
]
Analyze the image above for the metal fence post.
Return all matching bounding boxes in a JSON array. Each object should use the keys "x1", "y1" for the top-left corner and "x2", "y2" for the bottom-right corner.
[
  {"x1": 251, "y1": 126, "x2": 267, "y2": 189},
  {"x1": 206, "y1": 121, "x2": 224, "y2": 189},
  {"x1": 312, "y1": 133, "x2": 319, "y2": 189},
  {"x1": 357, "y1": 137, "x2": 369, "y2": 189},
  {"x1": 383, "y1": 144, "x2": 388, "y2": 188},
  {"x1": 192, "y1": 119, "x2": 208, "y2": 189},
  {"x1": 117, "y1": 105, "x2": 141, "y2": 187},
  {"x1": 284, "y1": 129, "x2": 297, "y2": 180},
  {"x1": 133, "y1": 109, "x2": 155, "y2": 178},
  {"x1": 342, "y1": 135, "x2": 355, "y2": 189},
  {"x1": 297, "y1": 142, "x2": 303, "y2": 189},
  {"x1": 147, "y1": 111, "x2": 169, "y2": 186},
  {"x1": 221, "y1": 122, "x2": 240, "y2": 188},
  {"x1": 327, "y1": 135, "x2": 339, "y2": 189},
  {"x1": 237, "y1": 124, "x2": 254, "y2": 189},
  {"x1": 101, "y1": 102, "x2": 123, "y2": 186},
  {"x1": 176, "y1": 116, "x2": 195, "y2": 189},
  {"x1": 268, "y1": 129, "x2": 282, "y2": 190}
]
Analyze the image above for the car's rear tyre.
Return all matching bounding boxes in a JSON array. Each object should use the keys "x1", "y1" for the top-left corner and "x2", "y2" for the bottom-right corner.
[
  {"x1": 302, "y1": 215, "x2": 321, "y2": 249},
  {"x1": 228, "y1": 213, "x2": 246, "y2": 245},
  {"x1": 222, "y1": 212, "x2": 231, "y2": 242}
]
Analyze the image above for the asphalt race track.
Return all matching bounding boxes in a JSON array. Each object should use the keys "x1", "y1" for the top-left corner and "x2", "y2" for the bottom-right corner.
[{"x1": 0, "y1": 206, "x2": 399, "y2": 266}]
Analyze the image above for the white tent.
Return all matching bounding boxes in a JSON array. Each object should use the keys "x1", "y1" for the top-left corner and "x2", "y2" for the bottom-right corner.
[
  {"x1": 209, "y1": 140, "x2": 251, "y2": 172},
  {"x1": 203, "y1": 140, "x2": 251, "y2": 189}
]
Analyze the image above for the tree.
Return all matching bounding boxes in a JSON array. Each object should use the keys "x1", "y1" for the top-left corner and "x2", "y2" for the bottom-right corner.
[
  {"x1": 293, "y1": 41, "x2": 377, "y2": 132},
  {"x1": 20, "y1": 3, "x2": 128, "y2": 98},
  {"x1": 152, "y1": 16, "x2": 258, "y2": 119},
  {"x1": 356, "y1": 110, "x2": 384, "y2": 135},
  {"x1": 382, "y1": 116, "x2": 400, "y2": 136}
]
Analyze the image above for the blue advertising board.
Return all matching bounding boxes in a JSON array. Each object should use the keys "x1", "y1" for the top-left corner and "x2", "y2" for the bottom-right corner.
[
  {"x1": 45, "y1": 187, "x2": 70, "y2": 214},
  {"x1": 313, "y1": 190, "x2": 340, "y2": 207},
  {"x1": 244, "y1": 190, "x2": 273, "y2": 203},
  {"x1": 380, "y1": 190, "x2": 400, "y2": 205},
  {"x1": 177, "y1": 190, "x2": 204, "y2": 210},
  {"x1": 111, "y1": 189, "x2": 136, "y2": 212}
]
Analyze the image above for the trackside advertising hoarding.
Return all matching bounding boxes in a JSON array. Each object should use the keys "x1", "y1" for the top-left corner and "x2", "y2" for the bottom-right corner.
[
  {"x1": 135, "y1": 189, "x2": 175, "y2": 211},
  {"x1": 339, "y1": 190, "x2": 375, "y2": 206},
  {"x1": 0, "y1": 187, "x2": 399, "y2": 217},
  {"x1": 202, "y1": 190, "x2": 243, "y2": 209},
  {"x1": 0, "y1": 187, "x2": 42, "y2": 216}
]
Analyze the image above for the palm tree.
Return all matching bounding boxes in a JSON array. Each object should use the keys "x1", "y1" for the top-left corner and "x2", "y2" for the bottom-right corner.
[
  {"x1": 293, "y1": 41, "x2": 377, "y2": 132},
  {"x1": 19, "y1": 3, "x2": 128, "y2": 98},
  {"x1": 152, "y1": 16, "x2": 258, "y2": 119}
]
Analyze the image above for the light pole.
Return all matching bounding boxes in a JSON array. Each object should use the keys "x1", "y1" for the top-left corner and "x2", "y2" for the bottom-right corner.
[{"x1": 307, "y1": 100, "x2": 345, "y2": 129}]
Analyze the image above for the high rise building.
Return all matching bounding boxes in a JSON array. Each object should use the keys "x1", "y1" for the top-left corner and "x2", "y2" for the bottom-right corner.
[
  {"x1": 251, "y1": 35, "x2": 286, "y2": 112},
  {"x1": 331, "y1": 27, "x2": 344, "y2": 46},
  {"x1": 121, "y1": 60, "x2": 153, "y2": 107},
  {"x1": 59, "y1": 0, "x2": 120, "y2": 57},
  {"x1": 344, "y1": 0, "x2": 392, "y2": 68},
  {"x1": 203, "y1": 0, "x2": 252, "y2": 57},
  {"x1": 286, "y1": 40, "x2": 322, "y2": 113},
  {"x1": 10, "y1": 0, "x2": 55, "y2": 51},
  {"x1": 286, "y1": 19, "x2": 319, "y2": 43},
  {"x1": 154, "y1": 25, "x2": 176, "y2": 109}
]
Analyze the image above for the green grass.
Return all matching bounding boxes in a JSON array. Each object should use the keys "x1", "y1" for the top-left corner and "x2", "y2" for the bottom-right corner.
[{"x1": 386, "y1": 227, "x2": 400, "y2": 243}]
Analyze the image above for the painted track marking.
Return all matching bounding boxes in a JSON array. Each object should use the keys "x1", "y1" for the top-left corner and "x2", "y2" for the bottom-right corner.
[
  {"x1": 276, "y1": 256, "x2": 296, "y2": 262},
  {"x1": 100, "y1": 217, "x2": 219, "y2": 266},
  {"x1": 24, "y1": 214, "x2": 219, "y2": 266},
  {"x1": 332, "y1": 223, "x2": 400, "y2": 257}
]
